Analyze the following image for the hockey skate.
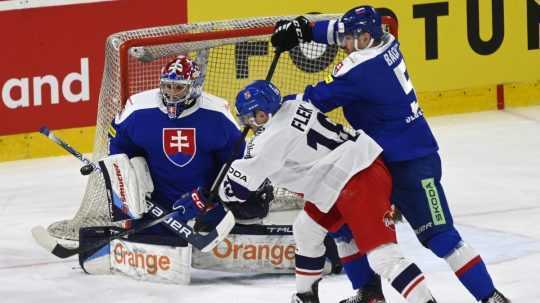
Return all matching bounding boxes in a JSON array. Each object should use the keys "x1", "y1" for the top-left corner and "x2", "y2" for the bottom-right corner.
[
  {"x1": 482, "y1": 290, "x2": 511, "y2": 303},
  {"x1": 291, "y1": 279, "x2": 320, "y2": 303},
  {"x1": 338, "y1": 275, "x2": 385, "y2": 303}
]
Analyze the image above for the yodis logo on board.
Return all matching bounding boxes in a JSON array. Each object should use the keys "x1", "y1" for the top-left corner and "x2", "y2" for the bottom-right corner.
[{"x1": 162, "y1": 128, "x2": 196, "y2": 167}]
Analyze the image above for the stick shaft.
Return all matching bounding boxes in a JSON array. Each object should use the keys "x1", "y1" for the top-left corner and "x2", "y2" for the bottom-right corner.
[{"x1": 39, "y1": 126, "x2": 100, "y2": 173}]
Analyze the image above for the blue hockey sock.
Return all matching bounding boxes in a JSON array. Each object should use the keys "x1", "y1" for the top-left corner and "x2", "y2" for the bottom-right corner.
[
  {"x1": 341, "y1": 253, "x2": 374, "y2": 289},
  {"x1": 445, "y1": 242, "x2": 495, "y2": 301}
]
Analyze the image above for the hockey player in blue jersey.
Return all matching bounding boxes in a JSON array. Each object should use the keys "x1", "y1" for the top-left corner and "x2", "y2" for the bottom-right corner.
[{"x1": 271, "y1": 5, "x2": 510, "y2": 303}]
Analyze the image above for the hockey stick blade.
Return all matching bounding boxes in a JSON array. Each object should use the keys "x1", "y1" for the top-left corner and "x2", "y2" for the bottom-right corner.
[
  {"x1": 197, "y1": 210, "x2": 235, "y2": 253},
  {"x1": 31, "y1": 210, "x2": 177, "y2": 259},
  {"x1": 31, "y1": 226, "x2": 67, "y2": 256}
]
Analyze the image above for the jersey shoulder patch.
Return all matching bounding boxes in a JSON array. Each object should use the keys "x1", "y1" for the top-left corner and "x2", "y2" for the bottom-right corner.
[
  {"x1": 332, "y1": 34, "x2": 396, "y2": 78},
  {"x1": 115, "y1": 88, "x2": 161, "y2": 124}
]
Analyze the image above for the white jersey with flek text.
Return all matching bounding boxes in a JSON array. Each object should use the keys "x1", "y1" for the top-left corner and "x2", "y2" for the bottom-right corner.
[{"x1": 219, "y1": 100, "x2": 383, "y2": 213}]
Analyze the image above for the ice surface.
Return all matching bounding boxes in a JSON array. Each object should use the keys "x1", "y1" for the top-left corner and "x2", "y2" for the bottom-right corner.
[{"x1": 1, "y1": 107, "x2": 539, "y2": 302}]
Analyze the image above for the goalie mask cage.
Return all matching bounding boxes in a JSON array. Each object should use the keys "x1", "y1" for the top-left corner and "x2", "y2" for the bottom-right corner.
[{"x1": 47, "y1": 14, "x2": 398, "y2": 240}]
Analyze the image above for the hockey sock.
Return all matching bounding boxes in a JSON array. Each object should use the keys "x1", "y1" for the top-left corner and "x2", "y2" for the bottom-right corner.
[
  {"x1": 342, "y1": 254, "x2": 374, "y2": 289},
  {"x1": 368, "y1": 244, "x2": 434, "y2": 303},
  {"x1": 445, "y1": 242, "x2": 495, "y2": 301},
  {"x1": 335, "y1": 240, "x2": 374, "y2": 289},
  {"x1": 295, "y1": 254, "x2": 326, "y2": 293}
]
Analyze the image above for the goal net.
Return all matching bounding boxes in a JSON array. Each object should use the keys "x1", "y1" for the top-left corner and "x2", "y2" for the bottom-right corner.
[{"x1": 47, "y1": 14, "x2": 398, "y2": 240}]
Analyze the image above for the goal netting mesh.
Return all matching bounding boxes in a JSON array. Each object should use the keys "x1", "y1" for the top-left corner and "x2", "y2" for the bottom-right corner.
[{"x1": 47, "y1": 14, "x2": 397, "y2": 240}]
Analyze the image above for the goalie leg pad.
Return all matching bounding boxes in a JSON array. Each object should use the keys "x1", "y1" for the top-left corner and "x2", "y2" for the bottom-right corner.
[
  {"x1": 79, "y1": 226, "x2": 115, "y2": 275},
  {"x1": 192, "y1": 224, "x2": 296, "y2": 273},
  {"x1": 110, "y1": 238, "x2": 191, "y2": 284},
  {"x1": 79, "y1": 226, "x2": 191, "y2": 284},
  {"x1": 130, "y1": 156, "x2": 154, "y2": 200}
]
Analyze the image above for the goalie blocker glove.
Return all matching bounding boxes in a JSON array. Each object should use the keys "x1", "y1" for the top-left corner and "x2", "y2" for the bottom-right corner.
[
  {"x1": 172, "y1": 187, "x2": 215, "y2": 222},
  {"x1": 271, "y1": 16, "x2": 313, "y2": 52}
]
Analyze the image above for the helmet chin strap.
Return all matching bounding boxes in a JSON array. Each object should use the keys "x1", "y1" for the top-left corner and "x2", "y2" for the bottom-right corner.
[
  {"x1": 354, "y1": 37, "x2": 374, "y2": 51},
  {"x1": 161, "y1": 94, "x2": 198, "y2": 119},
  {"x1": 253, "y1": 113, "x2": 272, "y2": 129}
]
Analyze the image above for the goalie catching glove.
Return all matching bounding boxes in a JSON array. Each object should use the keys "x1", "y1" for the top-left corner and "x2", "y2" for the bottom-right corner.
[
  {"x1": 271, "y1": 16, "x2": 313, "y2": 52},
  {"x1": 99, "y1": 154, "x2": 154, "y2": 221}
]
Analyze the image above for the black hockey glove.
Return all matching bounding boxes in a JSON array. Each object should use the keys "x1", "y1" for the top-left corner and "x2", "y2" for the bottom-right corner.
[
  {"x1": 226, "y1": 183, "x2": 274, "y2": 220},
  {"x1": 271, "y1": 16, "x2": 313, "y2": 52}
]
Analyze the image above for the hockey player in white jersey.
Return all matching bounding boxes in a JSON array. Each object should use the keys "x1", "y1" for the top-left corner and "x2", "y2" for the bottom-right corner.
[{"x1": 214, "y1": 80, "x2": 438, "y2": 303}]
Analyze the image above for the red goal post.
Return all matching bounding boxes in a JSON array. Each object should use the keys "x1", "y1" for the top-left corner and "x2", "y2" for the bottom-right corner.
[{"x1": 47, "y1": 14, "x2": 398, "y2": 240}]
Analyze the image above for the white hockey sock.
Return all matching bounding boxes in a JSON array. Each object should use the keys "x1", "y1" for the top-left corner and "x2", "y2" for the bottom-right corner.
[
  {"x1": 368, "y1": 244, "x2": 434, "y2": 303},
  {"x1": 295, "y1": 269, "x2": 322, "y2": 293},
  {"x1": 293, "y1": 211, "x2": 327, "y2": 293},
  {"x1": 444, "y1": 241, "x2": 479, "y2": 274}
]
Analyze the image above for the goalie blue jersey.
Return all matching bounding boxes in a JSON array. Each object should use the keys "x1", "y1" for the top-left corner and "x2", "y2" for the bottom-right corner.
[
  {"x1": 302, "y1": 24, "x2": 438, "y2": 162},
  {"x1": 109, "y1": 89, "x2": 245, "y2": 207}
]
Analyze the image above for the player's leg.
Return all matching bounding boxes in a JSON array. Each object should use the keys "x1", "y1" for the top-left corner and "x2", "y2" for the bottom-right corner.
[
  {"x1": 336, "y1": 159, "x2": 436, "y2": 303},
  {"x1": 388, "y1": 152, "x2": 510, "y2": 303},
  {"x1": 330, "y1": 227, "x2": 385, "y2": 303},
  {"x1": 291, "y1": 206, "x2": 338, "y2": 303},
  {"x1": 306, "y1": 201, "x2": 385, "y2": 303}
]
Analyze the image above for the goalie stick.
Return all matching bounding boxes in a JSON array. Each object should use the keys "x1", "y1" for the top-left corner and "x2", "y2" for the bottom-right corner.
[
  {"x1": 33, "y1": 128, "x2": 235, "y2": 257},
  {"x1": 31, "y1": 205, "x2": 176, "y2": 259},
  {"x1": 31, "y1": 198, "x2": 235, "y2": 258}
]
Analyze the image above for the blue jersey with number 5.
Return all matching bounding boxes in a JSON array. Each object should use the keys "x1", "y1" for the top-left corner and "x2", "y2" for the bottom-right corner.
[{"x1": 302, "y1": 33, "x2": 438, "y2": 162}]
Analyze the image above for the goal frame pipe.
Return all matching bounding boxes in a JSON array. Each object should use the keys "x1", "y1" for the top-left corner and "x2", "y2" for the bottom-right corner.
[
  {"x1": 117, "y1": 16, "x2": 397, "y2": 106},
  {"x1": 118, "y1": 26, "x2": 274, "y2": 106}
]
